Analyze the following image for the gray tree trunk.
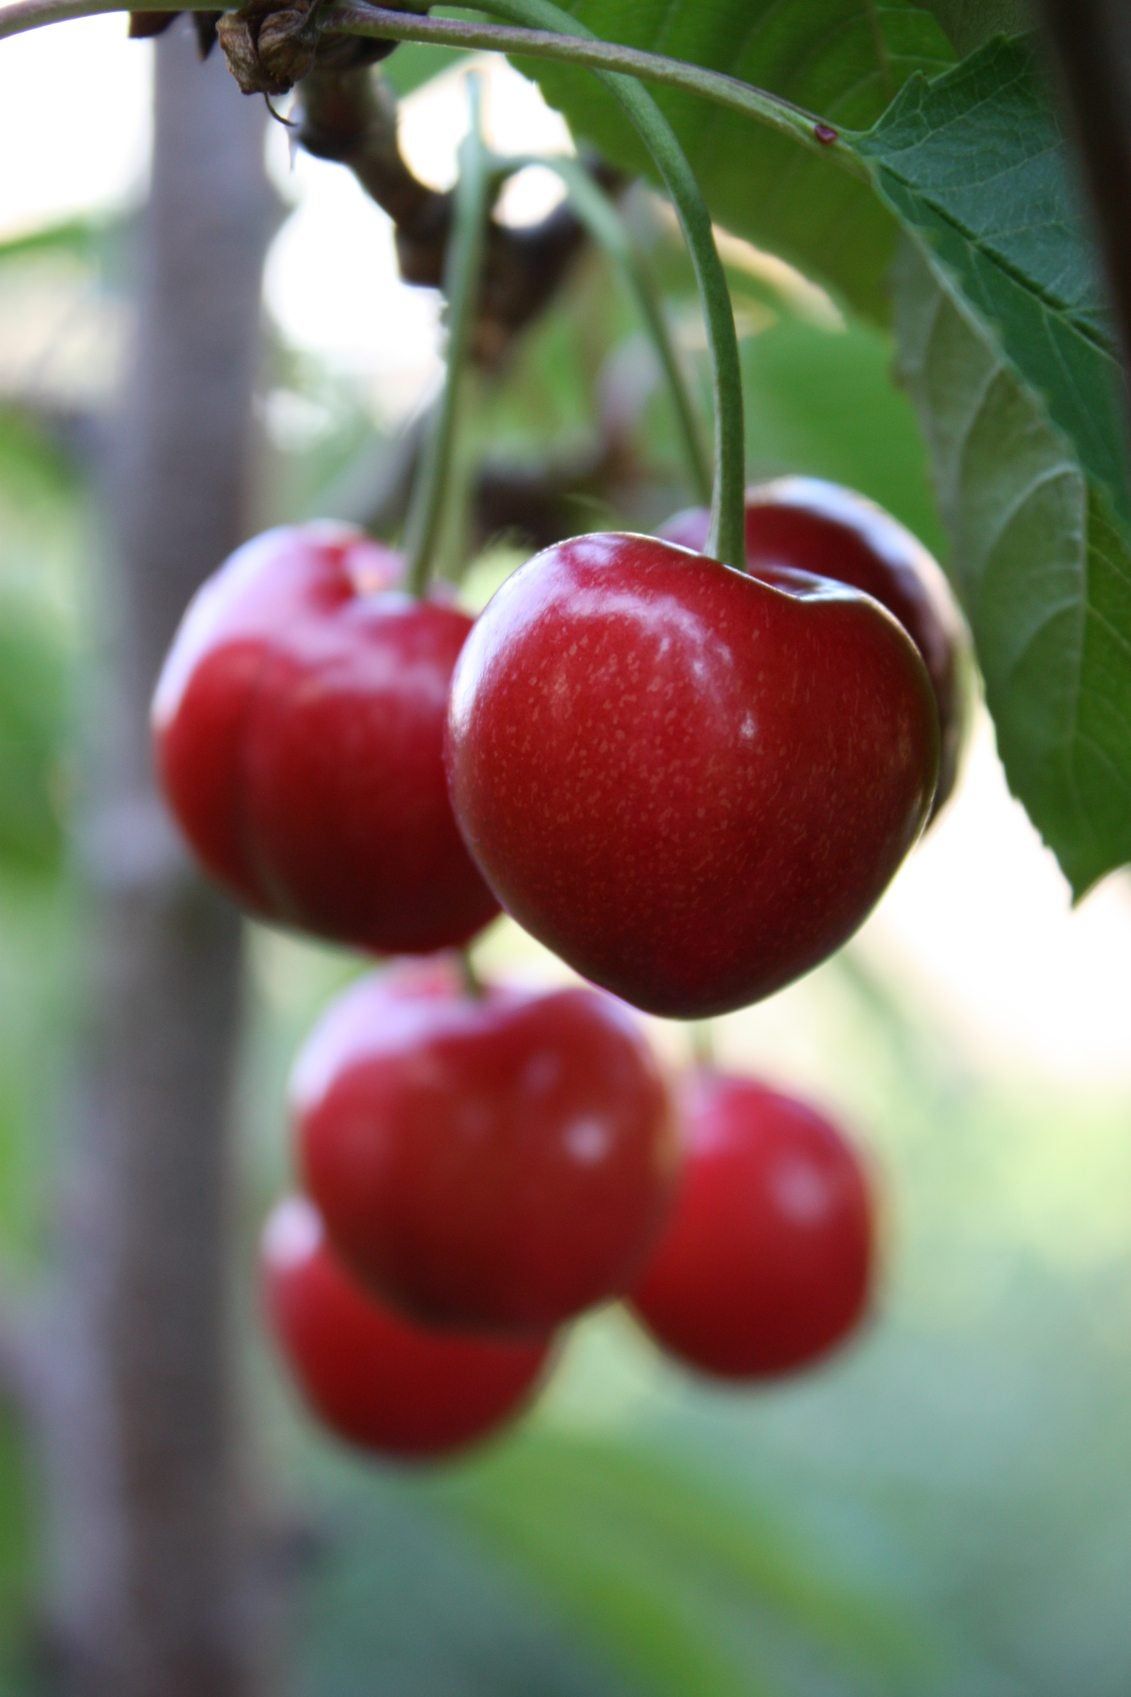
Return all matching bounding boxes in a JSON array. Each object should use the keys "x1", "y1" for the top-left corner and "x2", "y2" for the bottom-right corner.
[{"x1": 39, "y1": 30, "x2": 279, "y2": 1697}]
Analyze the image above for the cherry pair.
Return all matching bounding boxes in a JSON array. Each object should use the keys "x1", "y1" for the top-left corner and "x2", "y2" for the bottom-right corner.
[
  {"x1": 264, "y1": 960, "x2": 873, "y2": 1460},
  {"x1": 153, "y1": 481, "x2": 966, "y2": 1022}
]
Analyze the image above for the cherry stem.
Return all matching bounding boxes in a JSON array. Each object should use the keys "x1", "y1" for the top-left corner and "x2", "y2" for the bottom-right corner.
[
  {"x1": 387, "y1": 0, "x2": 747, "y2": 568},
  {"x1": 690, "y1": 1020, "x2": 717, "y2": 1068},
  {"x1": 3, "y1": 0, "x2": 759, "y2": 564},
  {"x1": 529, "y1": 154, "x2": 711, "y2": 506},
  {"x1": 403, "y1": 74, "x2": 492, "y2": 597},
  {"x1": 457, "y1": 949, "x2": 486, "y2": 998}
]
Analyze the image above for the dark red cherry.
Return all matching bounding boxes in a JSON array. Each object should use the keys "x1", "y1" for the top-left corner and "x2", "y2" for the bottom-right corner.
[
  {"x1": 152, "y1": 522, "x2": 499, "y2": 954},
  {"x1": 660, "y1": 478, "x2": 968, "y2": 814},
  {"x1": 293, "y1": 962, "x2": 678, "y2": 1334},
  {"x1": 629, "y1": 1071, "x2": 874, "y2": 1378},
  {"x1": 445, "y1": 532, "x2": 939, "y2": 1019},
  {"x1": 261, "y1": 1196, "x2": 553, "y2": 1460}
]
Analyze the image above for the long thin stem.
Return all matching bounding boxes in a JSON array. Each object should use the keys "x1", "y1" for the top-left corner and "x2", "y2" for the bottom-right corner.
[
  {"x1": 465, "y1": 0, "x2": 743, "y2": 564},
  {"x1": 689, "y1": 1020, "x2": 717, "y2": 1068},
  {"x1": 457, "y1": 947, "x2": 486, "y2": 999},
  {"x1": 403, "y1": 75, "x2": 492, "y2": 596},
  {"x1": 524, "y1": 155, "x2": 710, "y2": 504},
  {"x1": 0, "y1": 0, "x2": 847, "y2": 560}
]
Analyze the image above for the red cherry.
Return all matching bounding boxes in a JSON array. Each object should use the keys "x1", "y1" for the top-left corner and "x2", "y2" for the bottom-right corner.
[
  {"x1": 152, "y1": 522, "x2": 499, "y2": 955},
  {"x1": 445, "y1": 533, "x2": 939, "y2": 1020},
  {"x1": 660, "y1": 478, "x2": 968, "y2": 815},
  {"x1": 261, "y1": 1196, "x2": 552, "y2": 1459},
  {"x1": 293, "y1": 962, "x2": 678, "y2": 1334},
  {"x1": 629, "y1": 1071, "x2": 873, "y2": 1378}
]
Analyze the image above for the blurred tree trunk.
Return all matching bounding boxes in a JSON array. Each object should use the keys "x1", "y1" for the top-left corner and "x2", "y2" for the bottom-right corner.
[{"x1": 39, "y1": 30, "x2": 278, "y2": 1697}]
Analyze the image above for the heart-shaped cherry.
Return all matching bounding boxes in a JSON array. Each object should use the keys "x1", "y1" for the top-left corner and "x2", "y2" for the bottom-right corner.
[
  {"x1": 446, "y1": 533, "x2": 939, "y2": 1019},
  {"x1": 152, "y1": 522, "x2": 499, "y2": 955},
  {"x1": 660, "y1": 478, "x2": 968, "y2": 815},
  {"x1": 629, "y1": 1071, "x2": 873, "y2": 1378},
  {"x1": 262, "y1": 1196, "x2": 553, "y2": 1459},
  {"x1": 293, "y1": 959, "x2": 678, "y2": 1334}
]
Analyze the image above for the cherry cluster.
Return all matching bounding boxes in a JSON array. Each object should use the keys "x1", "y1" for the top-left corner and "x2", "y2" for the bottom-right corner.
[{"x1": 152, "y1": 476, "x2": 965, "y2": 1460}]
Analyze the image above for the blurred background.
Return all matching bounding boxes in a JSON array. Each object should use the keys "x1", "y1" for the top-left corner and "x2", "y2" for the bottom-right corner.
[{"x1": 1, "y1": 18, "x2": 1130, "y2": 1697}]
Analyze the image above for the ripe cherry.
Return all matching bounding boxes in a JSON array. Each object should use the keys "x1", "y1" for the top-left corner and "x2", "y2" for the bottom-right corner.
[
  {"x1": 660, "y1": 478, "x2": 968, "y2": 815},
  {"x1": 152, "y1": 522, "x2": 499, "y2": 955},
  {"x1": 446, "y1": 532, "x2": 939, "y2": 1020},
  {"x1": 261, "y1": 1196, "x2": 553, "y2": 1459},
  {"x1": 629, "y1": 1071, "x2": 874, "y2": 1378},
  {"x1": 293, "y1": 960, "x2": 678, "y2": 1335}
]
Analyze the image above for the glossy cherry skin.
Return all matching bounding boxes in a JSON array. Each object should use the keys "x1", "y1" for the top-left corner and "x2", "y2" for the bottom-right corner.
[
  {"x1": 152, "y1": 522, "x2": 499, "y2": 954},
  {"x1": 446, "y1": 533, "x2": 939, "y2": 1020},
  {"x1": 294, "y1": 961, "x2": 679, "y2": 1335},
  {"x1": 261, "y1": 1197, "x2": 552, "y2": 1460},
  {"x1": 629, "y1": 1071, "x2": 873, "y2": 1378},
  {"x1": 660, "y1": 478, "x2": 968, "y2": 815}
]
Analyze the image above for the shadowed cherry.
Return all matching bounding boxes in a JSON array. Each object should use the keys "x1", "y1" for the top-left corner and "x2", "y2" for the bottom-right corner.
[
  {"x1": 152, "y1": 522, "x2": 499, "y2": 955},
  {"x1": 630, "y1": 1071, "x2": 874, "y2": 1378},
  {"x1": 660, "y1": 478, "x2": 968, "y2": 816},
  {"x1": 294, "y1": 961, "x2": 679, "y2": 1334},
  {"x1": 261, "y1": 1196, "x2": 554, "y2": 1460}
]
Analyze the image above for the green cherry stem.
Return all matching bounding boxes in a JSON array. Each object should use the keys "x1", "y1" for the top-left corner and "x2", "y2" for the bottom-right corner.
[
  {"x1": 0, "y1": 0, "x2": 835, "y2": 563},
  {"x1": 534, "y1": 154, "x2": 711, "y2": 506},
  {"x1": 346, "y1": 0, "x2": 746, "y2": 566},
  {"x1": 469, "y1": 0, "x2": 743, "y2": 566},
  {"x1": 403, "y1": 74, "x2": 492, "y2": 597},
  {"x1": 457, "y1": 948, "x2": 486, "y2": 998},
  {"x1": 689, "y1": 1020, "x2": 717, "y2": 1068}
]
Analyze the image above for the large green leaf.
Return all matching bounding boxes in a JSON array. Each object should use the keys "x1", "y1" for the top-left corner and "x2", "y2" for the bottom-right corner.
[
  {"x1": 893, "y1": 239, "x2": 1131, "y2": 896},
  {"x1": 516, "y1": 0, "x2": 954, "y2": 316},
  {"x1": 857, "y1": 33, "x2": 1131, "y2": 532}
]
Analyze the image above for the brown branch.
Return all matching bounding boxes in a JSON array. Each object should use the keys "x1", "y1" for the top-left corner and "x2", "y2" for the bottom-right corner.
[
  {"x1": 299, "y1": 64, "x2": 446, "y2": 255},
  {"x1": 1036, "y1": 0, "x2": 1131, "y2": 429},
  {"x1": 297, "y1": 63, "x2": 621, "y2": 363}
]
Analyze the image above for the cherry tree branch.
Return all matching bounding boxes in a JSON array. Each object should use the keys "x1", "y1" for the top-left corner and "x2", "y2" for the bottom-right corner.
[{"x1": 297, "y1": 64, "x2": 620, "y2": 360}]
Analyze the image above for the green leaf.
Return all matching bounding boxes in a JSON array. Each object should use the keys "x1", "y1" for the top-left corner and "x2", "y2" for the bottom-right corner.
[
  {"x1": 383, "y1": 40, "x2": 464, "y2": 94},
  {"x1": 893, "y1": 239, "x2": 1131, "y2": 896},
  {"x1": 514, "y1": 0, "x2": 954, "y2": 316},
  {"x1": 917, "y1": 0, "x2": 1029, "y2": 53},
  {"x1": 857, "y1": 32, "x2": 1131, "y2": 532}
]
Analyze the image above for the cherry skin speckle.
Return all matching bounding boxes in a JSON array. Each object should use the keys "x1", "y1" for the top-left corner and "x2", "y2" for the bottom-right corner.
[
  {"x1": 293, "y1": 960, "x2": 679, "y2": 1336},
  {"x1": 445, "y1": 531, "x2": 939, "y2": 1020},
  {"x1": 152, "y1": 522, "x2": 499, "y2": 955},
  {"x1": 660, "y1": 478, "x2": 969, "y2": 818},
  {"x1": 629, "y1": 1071, "x2": 874, "y2": 1379},
  {"x1": 261, "y1": 1196, "x2": 553, "y2": 1460}
]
